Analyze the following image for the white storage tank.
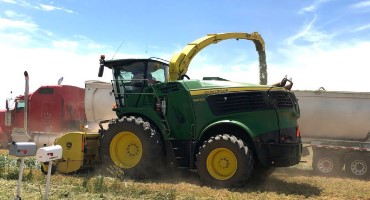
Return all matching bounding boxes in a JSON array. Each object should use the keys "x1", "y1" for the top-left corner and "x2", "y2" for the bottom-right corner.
[
  {"x1": 84, "y1": 80, "x2": 116, "y2": 132},
  {"x1": 294, "y1": 90, "x2": 370, "y2": 141}
]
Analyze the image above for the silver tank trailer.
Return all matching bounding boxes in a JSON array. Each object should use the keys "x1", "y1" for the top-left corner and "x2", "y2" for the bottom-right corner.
[{"x1": 293, "y1": 90, "x2": 370, "y2": 141}]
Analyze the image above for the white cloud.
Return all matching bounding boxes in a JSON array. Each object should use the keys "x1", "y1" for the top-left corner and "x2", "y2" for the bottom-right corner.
[
  {"x1": 1, "y1": 0, "x2": 34, "y2": 8},
  {"x1": 1, "y1": 0, "x2": 17, "y2": 3},
  {"x1": 278, "y1": 7, "x2": 370, "y2": 92},
  {"x1": 39, "y1": 4, "x2": 60, "y2": 11},
  {"x1": 0, "y1": 14, "x2": 103, "y2": 52},
  {"x1": 39, "y1": 4, "x2": 74, "y2": 14},
  {"x1": 187, "y1": 62, "x2": 260, "y2": 84},
  {"x1": 50, "y1": 37, "x2": 109, "y2": 53},
  {"x1": 285, "y1": 15, "x2": 333, "y2": 47},
  {"x1": 350, "y1": 1, "x2": 370, "y2": 9},
  {"x1": 1, "y1": 0, "x2": 75, "y2": 13},
  {"x1": 286, "y1": 15, "x2": 318, "y2": 45},
  {"x1": 187, "y1": 45, "x2": 261, "y2": 84},
  {"x1": 0, "y1": 32, "x2": 32, "y2": 46},
  {"x1": 52, "y1": 40, "x2": 79, "y2": 51},
  {"x1": 0, "y1": 15, "x2": 40, "y2": 47},
  {"x1": 298, "y1": 0, "x2": 331, "y2": 14},
  {"x1": 4, "y1": 10, "x2": 19, "y2": 18},
  {"x1": 73, "y1": 35, "x2": 105, "y2": 49},
  {"x1": 0, "y1": 17, "x2": 38, "y2": 31},
  {"x1": 352, "y1": 24, "x2": 370, "y2": 32},
  {"x1": 270, "y1": 40, "x2": 370, "y2": 92}
]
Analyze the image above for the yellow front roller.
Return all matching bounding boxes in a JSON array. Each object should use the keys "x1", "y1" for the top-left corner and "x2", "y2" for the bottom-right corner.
[{"x1": 40, "y1": 132, "x2": 100, "y2": 174}]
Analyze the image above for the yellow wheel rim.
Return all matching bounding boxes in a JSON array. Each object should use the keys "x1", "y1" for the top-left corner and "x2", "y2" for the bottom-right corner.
[
  {"x1": 110, "y1": 131, "x2": 142, "y2": 169},
  {"x1": 206, "y1": 148, "x2": 237, "y2": 180}
]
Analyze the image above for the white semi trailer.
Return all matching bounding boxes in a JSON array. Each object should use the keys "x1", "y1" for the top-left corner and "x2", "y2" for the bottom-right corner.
[
  {"x1": 84, "y1": 80, "x2": 116, "y2": 133},
  {"x1": 294, "y1": 89, "x2": 370, "y2": 179}
]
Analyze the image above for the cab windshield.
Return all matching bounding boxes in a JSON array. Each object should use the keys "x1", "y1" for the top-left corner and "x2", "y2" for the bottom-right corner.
[
  {"x1": 113, "y1": 60, "x2": 167, "y2": 84},
  {"x1": 111, "y1": 59, "x2": 168, "y2": 107}
]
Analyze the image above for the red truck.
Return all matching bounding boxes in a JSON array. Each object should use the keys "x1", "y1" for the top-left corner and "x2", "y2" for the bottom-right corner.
[{"x1": 0, "y1": 72, "x2": 86, "y2": 148}]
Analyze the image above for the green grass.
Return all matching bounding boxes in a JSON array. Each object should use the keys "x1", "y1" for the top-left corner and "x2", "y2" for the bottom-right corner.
[{"x1": 0, "y1": 151, "x2": 369, "y2": 200}]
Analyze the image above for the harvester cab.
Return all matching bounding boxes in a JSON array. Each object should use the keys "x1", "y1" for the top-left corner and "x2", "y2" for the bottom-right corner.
[{"x1": 98, "y1": 56, "x2": 169, "y2": 111}]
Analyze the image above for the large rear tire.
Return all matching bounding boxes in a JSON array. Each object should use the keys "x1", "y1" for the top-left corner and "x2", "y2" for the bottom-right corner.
[
  {"x1": 196, "y1": 134, "x2": 253, "y2": 187},
  {"x1": 100, "y1": 116, "x2": 164, "y2": 179}
]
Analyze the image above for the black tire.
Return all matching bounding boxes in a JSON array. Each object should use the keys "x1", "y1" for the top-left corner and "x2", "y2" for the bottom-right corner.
[
  {"x1": 196, "y1": 134, "x2": 253, "y2": 187},
  {"x1": 99, "y1": 116, "x2": 164, "y2": 179},
  {"x1": 312, "y1": 151, "x2": 342, "y2": 176},
  {"x1": 40, "y1": 162, "x2": 57, "y2": 175},
  {"x1": 345, "y1": 154, "x2": 369, "y2": 179}
]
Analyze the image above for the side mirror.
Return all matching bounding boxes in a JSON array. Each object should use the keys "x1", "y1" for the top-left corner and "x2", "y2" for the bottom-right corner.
[
  {"x1": 98, "y1": 55, "x2": 105, "y2": 77},
  {"x1": 98, "y1": 65, "x2": 104, "y2": 77},
  {"x1": 5, "y1": 100, "x2": 9, "y2": 111}
]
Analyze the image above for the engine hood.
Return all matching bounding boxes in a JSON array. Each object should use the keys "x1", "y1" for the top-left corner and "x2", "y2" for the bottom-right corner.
[{"x1": 182, "y1": 79, "x2": 284, "y2": 94}]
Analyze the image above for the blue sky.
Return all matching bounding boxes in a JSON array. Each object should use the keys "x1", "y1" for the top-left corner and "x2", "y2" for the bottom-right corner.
[{"x1": 1, "y1": 0, "x2": 370, "y2": 109}]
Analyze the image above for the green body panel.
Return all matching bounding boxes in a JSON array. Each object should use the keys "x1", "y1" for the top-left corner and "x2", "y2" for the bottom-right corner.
[
  {"x1": 115, "y1": 79, "x2": 299, "y2": 141},
  {"x1": 161, "y1": 86, "x2": 195, "y2": 140},
  {"x1": 185, "y1": 80, "x2": 297, "y2": 139},
  {"x1": 201, "y1": 120, "x2": 253, "y2": 137},
  {"x1": 114, "y1": 86, "x2": 171, "y2": 140},
  {"x1": 193, "y1": 104, "x2": 279, "y2": 139}
]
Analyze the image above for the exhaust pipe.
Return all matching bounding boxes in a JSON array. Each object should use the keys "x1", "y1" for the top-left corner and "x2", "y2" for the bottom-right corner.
[{"x1": 24, "y1": 71, "x2": 31, "y2": 141}]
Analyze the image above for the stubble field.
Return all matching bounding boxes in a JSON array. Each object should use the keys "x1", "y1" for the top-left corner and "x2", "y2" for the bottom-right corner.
[{"x1": 0, "y1": 150, "x2": 369, "y2": 200}]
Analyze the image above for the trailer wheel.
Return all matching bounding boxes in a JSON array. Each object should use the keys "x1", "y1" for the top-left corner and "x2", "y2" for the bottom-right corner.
[
  {"x1": 312, "y1": 151, "x2": 342, "y2": 176},
  {"x1": 345, "y1": 155, "x2": 369, "y2": 179},
  {"x1": 196, "y1": 134, "x2": 253, "y2": 187},
  {"x1": 100, "y1": 116, "x2": 164, "y2": 179}
]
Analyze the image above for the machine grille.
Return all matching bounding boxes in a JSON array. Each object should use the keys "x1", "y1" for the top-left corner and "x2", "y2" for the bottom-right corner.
[
  {"x1": 207, "y1": 90, "x2": 294, "y2": 115},
  {"x1": 269, "y1": 91, "x2": 294, "y2": 108},
  {"x1": 207, "y1": 91, "x2": 269, "y2": 115}
]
